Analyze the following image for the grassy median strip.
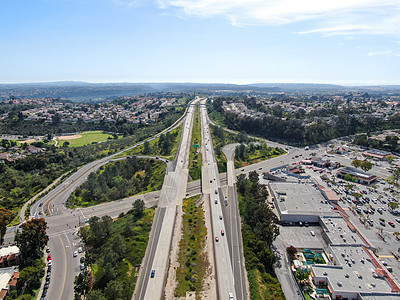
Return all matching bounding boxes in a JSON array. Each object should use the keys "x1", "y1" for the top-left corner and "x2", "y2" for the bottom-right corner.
[
  {"x1": 175, "y1": 196, "x2": 208, "y2": 298},
  {"x1": 189, "y1": 107, "x2": 202, "y2": 181}
]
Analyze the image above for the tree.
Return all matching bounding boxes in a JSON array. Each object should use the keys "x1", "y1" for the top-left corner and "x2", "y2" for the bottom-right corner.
[
  {"x1": 387, "y1": 155, "x2": 395, "y2": 165},
  {"x1": 112, "y1": 234, "x2": 125, "y2": 259},
  {"x1": 287, "y1": 246, "x2": 297, "y2": 261},
  {"x1": 361, "y1": 160, "x2": 373, "y2": 172},
  {"x1": 15, "y1": 218, "x2": 48, "y2": 267},
  {"x1": 63, "y1": 141, "x2": 70, "y2": 147},
  {"x1": 17, "y1": 266, "x2": 42, "y2": 294},
  {"x1": 74, "y1": 270, "x2": 90, "y2": 298},
  {"x1": 0, "y1": 208, "x2": 12, "y2": 244},
  {"x1": 86, "y1": 289, "x2": 106, "y2": 300},
  {"x1": 132, "y1": 199, "x2": 145, "y2": 219},
  {"x1": 104, "y1": 280, "x2": 124, "y2": 300},
  {"x1": 393, "y1": 167, "x2": 400, "y2": 184},
  {"x1": 351, "y1": 159, "x2": 362, "y2": 168},
  {"x1": 143, "y1": 141, "x2": 151, "y2": 154},
  {"x1": 248, "y1": 171, "x2": 259, "y2": 184}
]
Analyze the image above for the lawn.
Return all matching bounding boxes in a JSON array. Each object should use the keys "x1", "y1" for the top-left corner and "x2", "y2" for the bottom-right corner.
[
  {"x1": 57, "y1": 131, "x2": 116, "y2": 147},
  {"x1": 188, "y1": 107, "x2": 202, "y2": 181}
]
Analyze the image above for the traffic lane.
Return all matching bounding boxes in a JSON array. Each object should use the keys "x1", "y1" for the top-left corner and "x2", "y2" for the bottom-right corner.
[
  {"x1": 135, "y1": 207, "x2": 166, "y2": 300},
  {"x1": 230, "y1": 185, "x2": 247, "y2": 300}
]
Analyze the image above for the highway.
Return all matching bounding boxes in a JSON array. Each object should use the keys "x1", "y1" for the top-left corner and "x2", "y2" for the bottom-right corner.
[
  {"x1": 133, "y1": 98, "x2": 200, "y2": 300},
  {"x1": 200, "y1": 101, "x2": 236, "y2": 299},
  {"x1": 222, "y1": 143, "x2": 248, "y2": 300}
]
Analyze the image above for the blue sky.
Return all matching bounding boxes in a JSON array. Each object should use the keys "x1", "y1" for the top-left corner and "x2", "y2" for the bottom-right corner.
[{"x1": 1, "y1": 0, "x2": 400, "y2": 85}]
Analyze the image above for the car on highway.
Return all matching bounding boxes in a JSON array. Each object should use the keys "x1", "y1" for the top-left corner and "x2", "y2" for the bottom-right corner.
[
  {"x1": 221, "y1": 230, "x2": 224, "y2": 236},
  {"x1": 215, "y1": 200, "x2": 218, "y2": 204},
  {"x1": 229, "y1": 292, "x2": 234, "y2": 299},
  {"x1": 47, "y1": 255, "x2": 52, "y2": 261},
  {"x1": 48, "y1": 261, "x2": 52, "y2": 266},
  {"x1": 73, "y1": 251, "x2": 78, "y2": 257},
  {"x1": 151, "y1": 270, "x2": 155, "y2": 278},
  {"x1": 215, "y1": 236, "x2": 219, "y2": 242},
  {"x1": 219, "y1": 215, "x2": 222, "y2": 220}
]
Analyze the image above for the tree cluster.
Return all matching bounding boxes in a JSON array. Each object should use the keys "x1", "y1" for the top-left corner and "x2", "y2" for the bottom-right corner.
[
  {"x1": 77, "y1": 202, "x2": 152, "y2": 300},
  {"x1": 237, "y1": 172, "x2": 284, "y2": 299},
  {"x1": 67, "y1": 157, "x2": 163, "y2": 207}
]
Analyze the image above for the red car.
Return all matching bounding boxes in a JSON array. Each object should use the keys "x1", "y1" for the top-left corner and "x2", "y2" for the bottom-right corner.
[
  {"x1": 47, "y1": 255, "x2": 52, "y2": 261},
  {"x1": 389, "y1": 221, "x2": 395, "y2": 228}
]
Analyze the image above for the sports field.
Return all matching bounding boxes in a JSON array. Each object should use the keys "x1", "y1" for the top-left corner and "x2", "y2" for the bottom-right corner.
[{"x1": 57, "y1": 131, "x2": 114, "y2": 147}]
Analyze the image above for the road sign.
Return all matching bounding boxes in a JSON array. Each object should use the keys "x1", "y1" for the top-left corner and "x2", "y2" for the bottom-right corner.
[{"x1": 193, "y1": 144, "x2": 199, "y2": 148}]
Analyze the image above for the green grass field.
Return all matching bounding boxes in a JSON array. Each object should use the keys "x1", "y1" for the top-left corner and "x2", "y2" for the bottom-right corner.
[{"x1": 57, "y1": 131, "x2": 115, "y2": 147}]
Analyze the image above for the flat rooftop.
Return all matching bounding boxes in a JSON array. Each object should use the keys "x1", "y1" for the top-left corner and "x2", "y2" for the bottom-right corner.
[
  {"x1": 312, "y1": 245, "x2": 394, "y2": 294},
  {"x1": 0, "y1": 245, "x2": 19, "y2": 257},
  {"x1": 0, "y1": 267, "x2": 16, "y2": 290},
  {"x1": 269, "y1": 182, "x2": 335, "y2": 216},
  {"x1": 321, "y1": 216, "x2": 366, "y2": 246}
]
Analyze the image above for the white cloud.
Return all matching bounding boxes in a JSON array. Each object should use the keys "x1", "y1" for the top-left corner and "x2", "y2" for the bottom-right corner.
[
  {"x1": 368, "y1": 50, "x2": 392, "y2": 56},
  {"x1": 157, "y1": 0, "x2": 400, "y2": 37}
]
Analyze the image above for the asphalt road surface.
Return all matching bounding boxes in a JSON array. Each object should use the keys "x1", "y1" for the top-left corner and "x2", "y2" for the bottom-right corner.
[{"x1": 200, "y1": 101, "x2": 236, "y2": 299}]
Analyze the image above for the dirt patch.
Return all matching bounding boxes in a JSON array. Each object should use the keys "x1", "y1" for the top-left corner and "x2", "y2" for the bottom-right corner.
[
  {"x1": 57, "y1": 134, "x2": 82, "y2": 140},
  {"x1": 164, "y1": 204, "x2": 184, "y2": 299},
  {"x1": 19, "y1": 139, "x2": 37, "y2": 144}
]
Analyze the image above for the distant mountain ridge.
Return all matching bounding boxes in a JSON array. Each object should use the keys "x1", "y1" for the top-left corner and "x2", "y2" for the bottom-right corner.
[{"x1": 1, "y1": 81, "x2": 400, "y2": 102}]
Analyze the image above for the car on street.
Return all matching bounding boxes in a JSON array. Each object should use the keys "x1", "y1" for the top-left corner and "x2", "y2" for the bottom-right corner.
[
  {"x1": 151, "y1": 270, "x2": 155, "y2": 278},
  {"x1": 215, "y1": 200, "x2": 218, "y2": 204},
  {"x1": 229, "y1": 292, "x2": 234, "y2": 300},
  {"x1": 221, "y1": 230, "x2": 224, "y2": 236},
  {"x1": 219, "y1": 215, "x2": 222, "y2": 220},
  {"x1": 215, "y1": 236, "x2": 219, "y2": 242},
  {"x1": 73, "y1": 251, "x2": 78, "y2": 257}
]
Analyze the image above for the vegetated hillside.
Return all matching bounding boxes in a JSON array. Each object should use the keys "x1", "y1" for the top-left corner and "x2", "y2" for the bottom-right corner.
[
  {"x1": 210, "y1": 96, "x2": 400, "y2": 145},
  {"x1": 67, "y1": 156, "x2": 165, "y2": 207}
]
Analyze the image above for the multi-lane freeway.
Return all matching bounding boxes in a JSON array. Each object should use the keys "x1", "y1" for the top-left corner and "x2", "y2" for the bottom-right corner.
[
  {"x1": 133, "y1": 98, "x2": 199, "y2": 299},
  {"x1": 200, "y1": 101, "x2": 236, "y2": 299}
]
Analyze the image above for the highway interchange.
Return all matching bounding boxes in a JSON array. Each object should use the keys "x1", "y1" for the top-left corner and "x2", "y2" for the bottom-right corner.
[{"x1": 3, "y1": 96, "x2": 395, "y2": 300}]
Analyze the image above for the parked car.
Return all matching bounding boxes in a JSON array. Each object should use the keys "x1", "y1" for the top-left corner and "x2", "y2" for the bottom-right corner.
[{"x1": 73, "y1": 251, "x2": 78, "y2": 257}]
